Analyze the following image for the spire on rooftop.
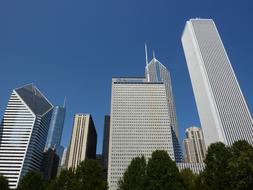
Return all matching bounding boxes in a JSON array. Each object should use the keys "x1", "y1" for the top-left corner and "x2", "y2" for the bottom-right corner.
[{"x1": 145, "y1": 43, "x2": 148, "y2": 66}]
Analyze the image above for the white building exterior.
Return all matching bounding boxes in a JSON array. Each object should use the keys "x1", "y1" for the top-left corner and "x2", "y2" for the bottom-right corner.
[
  {"x1": 181, "y1": 19, "x2": 253, "y2": 148},
  {"x1": 183, "y1": 126, "x2": 206, "y2": 163},
  {"x1": 107, "y1": 77, "x2": 175, "y2": 190},
  {"x1": 177, "y1": 162, "x2": 205, "y2": 174},
  {"x1": 0, "y1": 84, "x2": 53, "y2": 189}
]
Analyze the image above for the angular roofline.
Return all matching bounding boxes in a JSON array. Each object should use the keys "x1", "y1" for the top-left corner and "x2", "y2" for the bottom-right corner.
[
  {"x1": 15, "y1": 83, "x2": 53, "y2": 107},
  {"x1": 14, "y1": 83, "x2": 54, "y2": 116},
  {"x1": 112, "y1": 76, "x2": 145, "y2": 79}
]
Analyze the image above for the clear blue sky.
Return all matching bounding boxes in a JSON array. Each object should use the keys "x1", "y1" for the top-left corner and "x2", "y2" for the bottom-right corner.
[{"x1": 0, "y1": 0, "x2": 252, "y2": 154}]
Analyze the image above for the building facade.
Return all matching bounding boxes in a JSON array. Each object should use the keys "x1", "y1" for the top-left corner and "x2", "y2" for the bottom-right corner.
[
  {"x1": 181, "y1": 19, "x2": 253, "y2": 147},
  {"x1": 102, "y1": 115, "x2": 110, "y2": 176},
  {"x1": 145, "y1": 50, "x2": 182, "y2": 162},
  {"x1": 45, "y1": 105, "x2": 66, "y2": 157},
  {"x1": 0, "y1": 84, "x2": 53, "y2": 189},
  {"x1": 67, "y1": 114, "x2": 97, "y2": 169},
  {"x1": 177, "y1": 162, "x2": 205, "y2": 174},
  {"x1": 60, "y1": 147, "x2": 68, "y2": 167},
  {"x1": 108, "y1": 77, "x2": 175, "y2": 190},
  {"x1": 40, "y1": 148, "x2": 59, "y2": 181},
  {"x1": 183, "y1": 126, "x2": 206, "y2": 163}
]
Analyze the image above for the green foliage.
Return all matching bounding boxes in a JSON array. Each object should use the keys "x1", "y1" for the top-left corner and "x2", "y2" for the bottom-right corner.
[
  {"x1": 16, "y1": 159, "x2": 107, "y2": 190},
  {"x1": 147, "y1": 150, "x2": 185, "y2": 190},
  {"x1": 180, "y1": 169, "x2": 196, "y2": 190},
  {"x1": 0, "y1": 175, "x2": 9, "y2": 190},
  {"x1": 118, "y1": 156, "x2": 147, "y2": 190},
  {"x1": 227, "y1": 140, "x2": 253, "y2": 190},
  {"x1": 17, "y1": 171, "x2": 45, "y2": 190},
  {"x1": 118, "y1": 140, "x2": 253, "y2": 190},
  {"x1": 47, "y1": 159, "x2": 107, "y2": 190},
  {"x1": 47, "y1": 168, "x2": 79, "y2": 190},
  {"x1": 202, "y1": 142, "x2": 231, "y2": 190},
  {"x1": 11, "y1": 141, "x2": 253, "y2": 190},
  {"x1": 194, "y1": 172, "x2": 207, "y2": 190},
  {"x1": 76, "y1": 159, "x2": 107, "y2": 190},
  {"x1": 202, "y1": 140, "x2": 253, "y2": 190}
]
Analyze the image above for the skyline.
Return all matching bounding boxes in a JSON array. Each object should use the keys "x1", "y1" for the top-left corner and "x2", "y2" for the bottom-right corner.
[{"x1": 1, "y1": 0, "x2": 253, "y2": 154}]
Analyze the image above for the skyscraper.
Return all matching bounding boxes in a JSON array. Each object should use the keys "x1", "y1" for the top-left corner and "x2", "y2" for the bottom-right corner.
[
  {"x1": 181, "y1": 19, "x2": 253, "y2": 147},
  {"x1": 183, "y1": 126, "x2": 206, "y2": 163},
  {"x1": 0, "y1": 84, "x2": 53, "y2": 189},
  {"x1": 45, "y1": 105, "x2": 66, "y2": 158},
  {"x1": 102, "y1": 115, "x2": 110, "y2": 178},
  {"x1": 145, "y1": 46, "x2": 182, "y2": 162},
  {"x1": 60, "y1": 147, "x2": 68, "y2": 167},
  {"x1": 108, "y1": 77, "x2": 175, "y2": 190},
  {"x1": 67, "y1": 114, "x2": 97, "y2": 169},
  {"x1": 40, "y1": 148, "x2": 59, "y2": 181}
]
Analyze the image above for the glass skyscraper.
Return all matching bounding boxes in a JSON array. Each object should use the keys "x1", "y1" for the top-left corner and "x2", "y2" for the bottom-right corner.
[
  {"x1": 181, "y1": 19, "x2": 253, "y2": 147},
  {"x1": 45, "y1": 105, "x2": 66, "y2": 158},
  {"x1": 0, "y1": 84, "x2": 53, "y2": 189},
  {"x1": 145, "y1": 50, "x2": 183, "y2": 162}
]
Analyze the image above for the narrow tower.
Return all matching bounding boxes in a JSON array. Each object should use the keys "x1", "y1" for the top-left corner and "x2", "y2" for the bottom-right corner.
[
  {"x1": 67, "y1": 114, "x2": 97, "y2": 169},
  {"x1": 181, "y1": 19, "x2": 253, "y2": 147},
  {"x1": 145, "y1": 46, "x2": 182, "y2": 162},
  {"x1": 183, "y1": 126, "x2": 206, "y2": 163}
]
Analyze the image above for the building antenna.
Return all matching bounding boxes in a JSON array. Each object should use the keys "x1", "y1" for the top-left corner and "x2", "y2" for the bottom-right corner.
[
  {"x1": 63, "y1": 96, "x2": 67, "y2": 108},
  {"x1": 145, "y1": 43, "x2": 148, "y2": 66},
  {"x1": 153, "y1": 49, "x2": 156, "y2": 59}
]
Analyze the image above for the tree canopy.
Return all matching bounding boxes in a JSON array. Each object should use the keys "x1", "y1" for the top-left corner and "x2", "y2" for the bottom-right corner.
[
  {"x1": 5, "y1": 140, "x2": 253, "y2": 190},
  {"x1": 118, "y1": 156, "x2": 147, "y2": 190},
  {"x1": 0, "y1": 175, "x2": 9, "y2": 190},
  {"x1": 16, "y1": 159, "x2": 107, "y2": 190},
  {"x1": 147, "y1": 150, "x2": 186, "y2": 190},
  {"x1": 17, "y1": 171, "x2": 45, "y2": 190},
  {"x1": 119, "y1": 140, "x2": 253, "y2": 190},
  {"x1": 180, "y1": 169, "x2": 197, "y2": 190}
]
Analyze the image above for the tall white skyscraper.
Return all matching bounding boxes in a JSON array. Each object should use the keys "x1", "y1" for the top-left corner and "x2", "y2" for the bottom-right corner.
[
  {"x1": 181, "y1": 19, "x2": 253, "y2": 148},
  {"x1": 145, "y1": 47, "x2": 182, "y2": 162},
  {"x1": 0, "y1": 84, "x2": 53, "y2": 189},
  {"x1": 183, "y1": 126, "x2": 206, "y2": 163},
  {"x1": 108, "y1": 77, "x2": 175, "y2": 190}
]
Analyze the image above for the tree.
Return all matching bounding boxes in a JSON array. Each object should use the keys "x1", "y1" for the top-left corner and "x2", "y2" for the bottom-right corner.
[
  {"x1": 180, "y1": 169, "x2": 196, "y2": 190},
  {"x1": 227, "y1": 140, "x2": 253, "y2": 190},
  {"x1": 194, "y1": 172, "x2": 208, "y2": 190},
  {"x1": 147, "y1": 150, "x2": 186, "y2": 190},
  {"x1": 47, "y1": 168, "x2": 79, "y2": 190},
  {"x1": 76, "y1": 159, "x2": 107, "y2": 190},
  {"x1": 202, "y1": 142, "x2": 231, "y2": 190},
  {"x1": 0, "y1": 175, "x2": 9, "y2": 190},
  {"x1": 118, "y1": 156, "x2": 147, "y2": 190},
  {"x1": 17, "y1": 171, "x2": 45, "y2": 190}
]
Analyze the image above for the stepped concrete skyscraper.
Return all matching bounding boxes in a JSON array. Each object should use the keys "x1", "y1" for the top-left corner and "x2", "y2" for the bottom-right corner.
[
  {"x1": 108, "y1": 77, "x2": 175, "y2": 190},
  {"x1": 67, "y1": 114, "x2": 97, "y2": 169},
  {"x1": 0, "y1": 84, "x2": 53, "y2": 189},
  {"x1": 145, "y1": 46, "x2": 182, "y2": 162},
  {"x1": 183, "y1": 126, "x2": 206, "y2": 163},
  {"x1": 45, "y1": 104, "x2": 66, "y2": 159},
  {"x1": 181, "y1": 19, "x2": 253, "y2": 147}
]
